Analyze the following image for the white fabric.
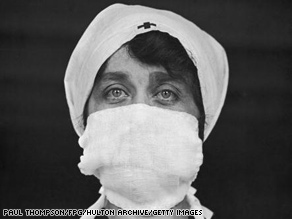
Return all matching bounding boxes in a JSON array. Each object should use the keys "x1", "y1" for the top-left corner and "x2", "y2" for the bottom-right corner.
[
  {"x1": 81, "y1": 187, "x2": 213, "y2": 219},
  {"x1": 64, "y1": 3, "x2": 229, "y2": 141},
  {"x1": 78, "y1": 104, "x2": 203, "y2": 210}
]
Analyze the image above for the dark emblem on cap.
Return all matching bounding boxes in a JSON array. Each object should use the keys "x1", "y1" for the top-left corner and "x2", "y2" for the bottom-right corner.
[{"x1": 137, "y1": 22, "x2": 157, "y2": 29}]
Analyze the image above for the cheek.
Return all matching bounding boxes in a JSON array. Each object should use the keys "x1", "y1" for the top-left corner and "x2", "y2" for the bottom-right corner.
[
  {"x1": 86, "y1": 92, "x2": 125, "y2": 117},
  {"x1": 86, "y1": 93, "x2": 106, "y2": 116},
  {"x1": 174, "y1": 99, "x2": 200, "y2": 119},
  {"x1": 185, "y1": 102, "x2": 200, "y2": 119},
  {"x1": 181, "y1": 87, "x2": 200, "y2": 119}
]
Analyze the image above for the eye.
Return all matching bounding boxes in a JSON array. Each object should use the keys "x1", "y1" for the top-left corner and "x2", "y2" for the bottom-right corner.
[
  {"x1": 156, "y1": 89, "x2": 177, "y2": 102},
  {"x1": 106, "y1": 88, "x2": 129, "y2": 102},
  {"x1": 111, "y1": 89, "x2": 123, "y2": 97},
  {"x1": 161, "y1": 90, "x2": 172, "y2": 99}
]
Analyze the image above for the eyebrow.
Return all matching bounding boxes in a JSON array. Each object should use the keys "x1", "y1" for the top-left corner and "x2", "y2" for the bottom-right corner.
[
  {"x1": 94, "y1": 70, "x2": 186, "y2": 90},
  {"x1": 149, "y1": 71, "x2": 185, "y2": 85},
  {"x1": 95, "y1": 71, "x2": 130, "y2": 85}
]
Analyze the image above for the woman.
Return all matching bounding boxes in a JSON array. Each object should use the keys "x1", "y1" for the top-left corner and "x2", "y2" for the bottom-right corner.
[{"x1": 64, "y1": 4, "x2": 228, "y2": 219}]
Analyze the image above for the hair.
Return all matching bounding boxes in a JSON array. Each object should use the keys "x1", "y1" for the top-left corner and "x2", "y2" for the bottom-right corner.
[{"x1": 84, "y1": 31, "x2": 205, "y2": 140}]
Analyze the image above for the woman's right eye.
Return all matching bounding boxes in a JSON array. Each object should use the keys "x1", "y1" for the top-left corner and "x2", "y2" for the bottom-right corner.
[
  {"x1": 105, "y1": 88, "x2": 129, "y2": 103},
  {"x1": 110, "y1": 89, "x2": 124, "y2": 97}
]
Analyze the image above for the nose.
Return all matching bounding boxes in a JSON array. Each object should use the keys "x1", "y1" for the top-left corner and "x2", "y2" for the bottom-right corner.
[{"x1": 132, "y1": 91, "x2": 151, "y2": 105}]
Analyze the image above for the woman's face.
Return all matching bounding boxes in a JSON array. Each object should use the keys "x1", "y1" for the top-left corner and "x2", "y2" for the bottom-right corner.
[{"x1": 86, "y1": 46, "x2": 199, "y2": 118}]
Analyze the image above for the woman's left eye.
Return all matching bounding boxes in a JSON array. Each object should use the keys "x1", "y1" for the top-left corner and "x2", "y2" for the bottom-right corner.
[{"x1": 156, "y1": 90, "x2": 177, "y2": 102}]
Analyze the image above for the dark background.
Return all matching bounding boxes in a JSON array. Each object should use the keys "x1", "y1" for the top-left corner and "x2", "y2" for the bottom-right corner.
[{"x1": 1, "y1": 0, "x2": 291, "y2": 218}]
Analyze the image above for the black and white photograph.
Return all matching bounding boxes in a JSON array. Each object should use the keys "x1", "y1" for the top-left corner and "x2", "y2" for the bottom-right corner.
[{"x1": 1, "y1": 0, "x2": 291, "y2": 218}]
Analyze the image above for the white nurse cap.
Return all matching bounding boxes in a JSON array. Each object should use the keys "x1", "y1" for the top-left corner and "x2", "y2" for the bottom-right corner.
[{"x1": 64, "y1": 3, "x2": 229, "y2": 141}]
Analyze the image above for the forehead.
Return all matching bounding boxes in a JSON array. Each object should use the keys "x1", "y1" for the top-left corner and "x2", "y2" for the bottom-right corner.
[
  {"x1": 97, "y1": 46, "x2": 190, "y2": 86},
  {"x1": 105, "y1": 46, "x2": 166, "y2": 74}
]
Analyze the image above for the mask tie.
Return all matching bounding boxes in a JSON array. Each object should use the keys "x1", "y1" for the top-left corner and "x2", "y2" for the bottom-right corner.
[
  {"x1": 187, "y1": 187, "x2": 213, "y2": 219},
  {"x1": 80, "y1": 187, "x2": 106, "y2": 219}
]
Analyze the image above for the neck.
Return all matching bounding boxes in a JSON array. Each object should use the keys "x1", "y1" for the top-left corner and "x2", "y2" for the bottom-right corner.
[{"x1": 105, "y1": 197, "x2": 190, "y2": 219}]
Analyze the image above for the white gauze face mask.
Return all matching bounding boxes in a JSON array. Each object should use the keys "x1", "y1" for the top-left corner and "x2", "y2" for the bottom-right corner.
[{"x1": 78, "y1": 104, "x2": 203, "y2": 210}]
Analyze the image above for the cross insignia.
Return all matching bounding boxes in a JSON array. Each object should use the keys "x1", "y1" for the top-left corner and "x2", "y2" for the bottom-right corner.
[{"x1": 137, "y1": 22, "x2": 157, "y2": 29}]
